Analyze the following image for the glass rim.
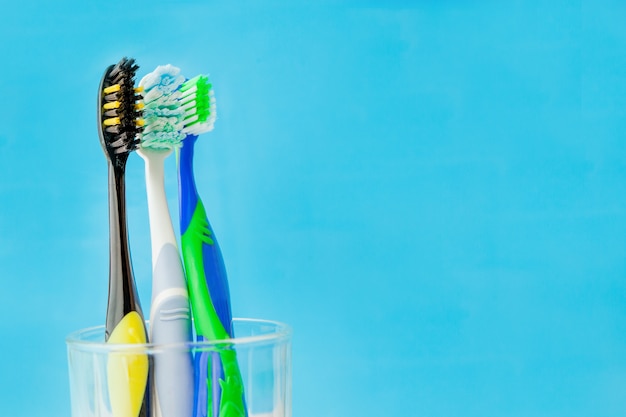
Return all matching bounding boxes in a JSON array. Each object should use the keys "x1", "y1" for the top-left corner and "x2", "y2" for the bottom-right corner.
[{"x1": 66, "y1": 317, "x2": 292, "y2": 353}]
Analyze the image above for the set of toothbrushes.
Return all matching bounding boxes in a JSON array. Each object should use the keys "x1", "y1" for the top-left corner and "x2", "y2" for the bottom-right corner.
[{"x1": 98, "y1": 57, "x2": 245, "y2": 417}]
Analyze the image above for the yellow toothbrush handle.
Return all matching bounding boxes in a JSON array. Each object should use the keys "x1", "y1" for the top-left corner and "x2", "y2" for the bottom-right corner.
[{"x1": 107, "y1": 311, "x2": 149, "y2": 417}]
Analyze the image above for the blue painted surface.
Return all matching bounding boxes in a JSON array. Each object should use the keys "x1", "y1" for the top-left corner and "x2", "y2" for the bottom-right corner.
[{"x1": 1, "y1": 1, "x2": 626, "y2": 416}]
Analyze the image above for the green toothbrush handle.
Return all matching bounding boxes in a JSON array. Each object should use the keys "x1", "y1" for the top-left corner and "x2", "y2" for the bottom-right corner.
[
  {"x1": 181, "y1": 203, "x2": 247, "y2": 417},
  {"x1": 179, "y1": 136, "x2": 246, "y2": 417}
]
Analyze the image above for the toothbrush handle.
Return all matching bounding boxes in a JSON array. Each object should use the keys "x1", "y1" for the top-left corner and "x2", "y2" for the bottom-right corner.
[
  {"x1": 150, "y1": 248, "x2": 194, "y2": 417},
  {"x1": 106, "y1": 162, "x2": 149, "y2": 417},
  {"x1": 179, "y1": 137, "x2": 232, "y2": 339},
  {"x1": 141, "y1": 150, "x2": 194, "y2": 417},
  {"x1": 106, "y1": 162, "x2": 146, "y2": 336},
  {"x1": 178, "y1": 137, "x2": 247, "y2": 417},
  {"x1": 107, "y1": 311, "x2": 150, "y2": 417}
]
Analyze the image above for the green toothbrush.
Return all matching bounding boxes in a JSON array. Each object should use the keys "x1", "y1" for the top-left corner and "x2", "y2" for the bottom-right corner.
[{"x1": 178, "y1": 75, "x2": 247, "y2": 417}]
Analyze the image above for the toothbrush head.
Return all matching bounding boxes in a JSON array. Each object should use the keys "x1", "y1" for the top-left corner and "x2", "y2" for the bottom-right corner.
[
  {"x1": 98, "y1": 57, "x2": 144, "y2": 164},
  {"x1": 138, "y1": 64, "x2": 186, "y2": 151},
  {"x1": 180, "y1": 74, "x2": 217, "y2": 136}
]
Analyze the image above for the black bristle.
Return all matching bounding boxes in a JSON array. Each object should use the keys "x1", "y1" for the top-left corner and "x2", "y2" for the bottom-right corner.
[{"x1": 98, "y1": 57, "x2": 143, "y2": 162}]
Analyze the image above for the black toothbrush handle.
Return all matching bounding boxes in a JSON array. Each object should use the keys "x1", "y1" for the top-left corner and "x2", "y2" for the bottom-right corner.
[{"x1": 105, "y1": 161, "x2": 145, "y2": 339}]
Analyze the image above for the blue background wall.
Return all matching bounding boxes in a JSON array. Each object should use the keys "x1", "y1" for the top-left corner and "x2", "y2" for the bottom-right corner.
[{"x1": 1, "y1": 1, "x2": 626, "y2": 416}]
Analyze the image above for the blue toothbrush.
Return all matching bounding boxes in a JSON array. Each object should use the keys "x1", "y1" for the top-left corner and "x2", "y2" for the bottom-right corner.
[{"x1": 177, "y1": 75, "x2": 247, "y2": 417}]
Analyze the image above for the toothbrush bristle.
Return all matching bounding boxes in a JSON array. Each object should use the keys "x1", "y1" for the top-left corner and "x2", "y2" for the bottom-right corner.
[
  {"x1": 180, "y1": 74, "x2": 217, "y2": 135},
  {"x1": 99, "y1": 57, "x2": 143, "y2": 156},
  {"x1": 138, "y1": 65, "x2": 186, "y2": 150}
]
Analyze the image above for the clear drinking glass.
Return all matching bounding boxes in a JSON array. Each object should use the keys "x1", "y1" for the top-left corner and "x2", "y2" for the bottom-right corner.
[{"x1": 66, "y1": 318, "x2": 292, "y2": 417}]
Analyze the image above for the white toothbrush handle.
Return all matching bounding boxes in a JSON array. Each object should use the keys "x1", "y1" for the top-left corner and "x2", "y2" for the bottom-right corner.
[{"x1": 139, "y1": 148, "x2": 194, "y2": 417}]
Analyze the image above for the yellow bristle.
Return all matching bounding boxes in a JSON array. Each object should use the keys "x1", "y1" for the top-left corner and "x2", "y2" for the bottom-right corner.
[
  {"x1": 103, "y1": 84, "x2": 121, "y2": 94},
  {"x1": 103, "y1": 117, "x2": 121, "y2": 126},
  {"x1": 103, "y1": 101, "x2": 121, "y2": 110}
]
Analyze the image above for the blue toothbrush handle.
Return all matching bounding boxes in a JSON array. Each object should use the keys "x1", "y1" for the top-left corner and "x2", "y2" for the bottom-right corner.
[
  {"x1": 179, "y1": 136, "x2": 247, "y2": 417},
  {"x1": 179, "y1": 136, "x2": 233, "y2": 333}
]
